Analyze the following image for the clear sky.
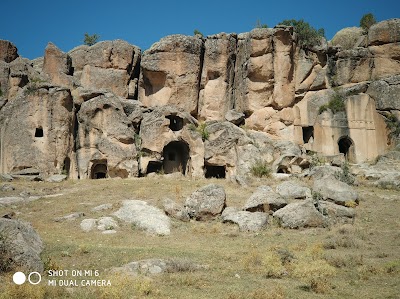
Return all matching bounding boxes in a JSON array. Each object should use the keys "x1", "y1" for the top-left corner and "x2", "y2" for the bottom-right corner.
[{"x1": 1, "y1": 0, "x2": 399, "y2": 59}]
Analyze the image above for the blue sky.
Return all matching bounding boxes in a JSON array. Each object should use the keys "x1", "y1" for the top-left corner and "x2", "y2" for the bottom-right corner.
[{"x1": 1, "y1": 0, "x2": 399, "y2": 59}]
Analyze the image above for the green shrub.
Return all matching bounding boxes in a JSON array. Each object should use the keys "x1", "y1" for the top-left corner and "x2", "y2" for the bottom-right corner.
[
  {"x1": 278, "y1": 19, "x2": 325, "y2": 48},
  {"x1": 360, "y1": 13, "x2": 376, "y2": 31},
  {"x1": 193, "y1": 29, "x2": 203, "y2": 37},
  {"x1": 194, "y1": 122, "x2": 209, "y2": 141},
  {"x1": 250, "y1": 159, "x2": 271, "y2": 178},
  {"x1": 335, "y1": 161, "x2": 355, "y2": 185},
  {"x1": 319, "y1": 91, "x2": 346, "y2": 114},
  {"x1": 84, "y1": 33, "x2": 100, "y2": 46},
  {"x1": 255, "y1": 19, "x2": 268, "y2": 29}
]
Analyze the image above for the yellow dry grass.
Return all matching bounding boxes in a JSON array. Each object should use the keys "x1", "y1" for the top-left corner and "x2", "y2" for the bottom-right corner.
[{"x1": 1, "y1": 175, "x2": 400, "y2": 298}]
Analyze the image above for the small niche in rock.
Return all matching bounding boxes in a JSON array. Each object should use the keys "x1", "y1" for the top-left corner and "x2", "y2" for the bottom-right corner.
[
  {"x1": 146, "y1": 161, "x2": 163, "y2": 174},
  {"x1": 166, "y1": 115, "x2": 184, "y2": 131},
  {"x1": 35, "y1": 127, "x2": 44, "y2": 138},
  {"x1": 205, "y1": 165, "x2": 226, "y2": 179}
]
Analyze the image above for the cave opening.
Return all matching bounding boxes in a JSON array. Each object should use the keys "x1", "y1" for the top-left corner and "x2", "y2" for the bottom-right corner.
[
  {"x1": 91, "y1": 162, "x2": 107, "y2": 179},
  {"x1": 163, "y1": 141, "x2": 189, "y2": 174},
  {"x1": 205, "y1": 165, "x2": 226, "y2": 179}
]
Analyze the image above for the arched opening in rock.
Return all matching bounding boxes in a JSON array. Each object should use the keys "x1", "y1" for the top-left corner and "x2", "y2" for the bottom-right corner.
[
  {"x1": 205, "y1": 165, "x2": 226, "y2": 179},
  {"x1": 302, "y1": 126, "x2": 314, "y2": 143},
  {"x1": 146, "y1": 161, "x2": 163, "y2": 174},
  {"x1": 338, "y1": 136, "x2": 354, "y2": 162},
  {"x1": 35, "y1": 127, "x2": 44, "y2": 138},
  {"x1": 163, "y1": 141, "x2": 189, "y2": 175},
  {"x1": 63, "y1": 157, "x2": 70, "y2": 176},
  {"x1": 166, "y1": 115, "x2": 184, "y2": 131},
  {"x1": 91, "y1": 161, "x2": 108, "y2": 179},
  {"x1": 277, "y1": 166, "x2": 289, "y2": 174}
]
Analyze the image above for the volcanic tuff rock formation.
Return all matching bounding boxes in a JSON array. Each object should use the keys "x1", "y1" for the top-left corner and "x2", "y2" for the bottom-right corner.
[{"x1": 0, "y1": 19, "x2": 399, "y2": 180}]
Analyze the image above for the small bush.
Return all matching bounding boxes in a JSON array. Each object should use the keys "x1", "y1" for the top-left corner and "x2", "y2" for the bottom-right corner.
[
  {"x1": 263, "y1": 251, "x2": 287, "y2": 278},
  {"x1": 278, "y1": 19, "x2": 325, "y2": 48},
  {"x1": 84, "y1": 33, "x2": 100, "y2": 46},
  {"x1": 319, "y1": 91, "x2": 346, "y2": 114},
  {"x1": 250, "y1": 159, "x2": 271, "y2": 178},
  {"x1": 193, "y1": 29, "x2": 203, "y2": 37},
  {"x1": 360, "y1": 13, "x2": 376, "y2": 31},
  {"x1": 335, "y1": 161, "x2": 355, "y2": 185},
  {"x1": 189, "y1": 122, "x2": 209, "y2": 141},
  {"x1": 323, "y1": 225, "x2": 362, "y2": 249},
  {"x1": 293, "y1": 259, "x2": 336, "y2": 293},
  {"x1": 255, "y1": 19, "x2": 268, "y2": 29}
]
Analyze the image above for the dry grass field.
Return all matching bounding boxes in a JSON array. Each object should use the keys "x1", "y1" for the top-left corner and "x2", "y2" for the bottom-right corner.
[{"x1": 0, "y1": 176, "x2": 399, "y2": 299}]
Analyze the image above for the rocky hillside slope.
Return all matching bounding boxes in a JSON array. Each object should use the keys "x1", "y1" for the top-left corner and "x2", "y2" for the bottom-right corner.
[{"x1": 0, "y1": 19, "x2": 399, "y2": 180}]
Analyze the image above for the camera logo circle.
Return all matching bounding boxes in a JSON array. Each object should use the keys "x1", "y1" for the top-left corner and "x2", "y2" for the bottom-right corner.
[
  {"x1": 12, "y1": 272, "x2": 26, "y2": 285},
  {"x1": 13, "y1": 272, "x2": 42, "y2": 285},
  {"x1": 28, "y1": 272, "x2": 42, "y2": 285}
]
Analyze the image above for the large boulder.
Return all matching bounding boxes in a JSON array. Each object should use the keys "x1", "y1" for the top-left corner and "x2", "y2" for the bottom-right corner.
[
  {"x1": 42, "y1": 42, "x2": 73, "y2": 87},
  {"x1": 330, "y1": 27, "x2": 365, "y2": 49},
  {"x1": 69, "y1": 40, "x2": 141, "y2": 98},
  {"x1": 273, "y1": 200, "x2": 328, "y2": 229},
  {"x1": 198, "y1": 33, "x2": 237, "y2": 121},
  {"x1": 313, "y1": 178, "x2": 359, "y2": 206},
  {"x1": 222, "y1": 208, "x2": 268, "y2": 232},
  {"x1": 138, "y1": 105, "x2": 204, "y2": 178},
  {"x1": 243, "y1": 186, "x2": 287, "y2": 212},
  {"x1": 0, "y1": 87, "x2": 75, "y2": 177},
  {"x1": 77, "y1": 94, "x2": 141, "y2": 179},
  {"x1": 367, "y1": 75, "x2": 400, "y2": 110},
  {"x1": 204, "y1": 121, "x2": 254, "y2": 177},
  {"x1": 138, "y1": 35, "x2": 203, "y2": 114},
  {"x1": 234, "y1": 27, "x2": 296, "y2": 113},
  {"x1": 319, "y1": 201, "x2": 355, "y2": 224},
  {"x1": 0, "y1": 218, "x2": 44, "y2": 272},
  {"x1": 184, "y1": 184, "x2": 226, "y2": 220},
  {"x1": 162, "y1": 198, "x2": 190, "y2": 222},
  {"x1": 276, "y1": 181, "x2": 311, "y2": 199},
  {"x1": 111, "y1": 258, "x2": 205, "y2": 276},
  {"x1": 0, "y1": 40, "x2": 18, "y2": 63},
  {"x1": 113, "y1": 200, "x2": 171, "y2": 236},
  {"x1": 368, "y1": 19, "x2": 400, "y2": 46}
]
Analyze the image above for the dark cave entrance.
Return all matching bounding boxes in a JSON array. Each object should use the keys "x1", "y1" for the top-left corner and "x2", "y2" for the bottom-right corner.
[
  {"x1": 91, "y1": 161, "x2": 108, "y2": 179},
  {"x1": 146, "y1": 161, "x2": 163, "y2": 174},
  {"x1": 166, "y1": 115, "x2": 184, "y2": 131},
  {"x1": 302, "y1": 126, "x2": 314, "y2": 143},
  {"x1": 338, "y1": 136, "x2": 355, "y2": 162},
  {"x1": 163, "y1": 141, "x2": 189, "y2": 174},
  {"x1": 205, "y1": 165, "x2": 226, "y2": 179},
  {"x1": 63, "y1": 157, "x2": 71, "y2": 176}
]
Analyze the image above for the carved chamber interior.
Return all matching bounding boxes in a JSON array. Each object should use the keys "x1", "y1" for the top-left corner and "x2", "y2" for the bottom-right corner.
[{"x1": 162, "y1": 141, "x2": 189, "y2": 174}]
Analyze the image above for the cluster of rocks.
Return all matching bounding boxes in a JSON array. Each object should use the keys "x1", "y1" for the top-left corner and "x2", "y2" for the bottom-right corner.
[{"x1": 0, "y1": 19, "x2": 399, "y2": 182}]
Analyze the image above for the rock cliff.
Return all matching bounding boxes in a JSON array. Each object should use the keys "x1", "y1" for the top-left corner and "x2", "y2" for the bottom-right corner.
[{"x1": 0, "y1": 19, "x2": 399, "y2": 180}]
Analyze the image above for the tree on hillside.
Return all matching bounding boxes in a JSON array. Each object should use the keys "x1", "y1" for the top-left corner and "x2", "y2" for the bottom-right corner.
[
  {"x1": 278, "y1": 19, "x2": 325, "y2": 48},
  {"x1": 84, "y1": 33, "x2": 100, "y2": 46},
  {"x1": 360, "y1": 13, "x2": 376, "y2": 31}
]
